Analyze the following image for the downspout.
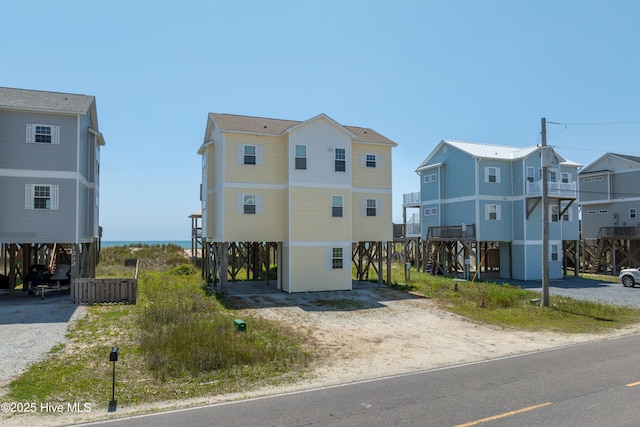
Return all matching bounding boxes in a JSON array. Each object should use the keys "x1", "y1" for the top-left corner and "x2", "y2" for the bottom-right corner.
[
  {"x1": 75, "y1": 116, "x2": 80, "y2": 244},
  {"x1": 475, "y1": 157, "x2": 481, "y2": 280}
]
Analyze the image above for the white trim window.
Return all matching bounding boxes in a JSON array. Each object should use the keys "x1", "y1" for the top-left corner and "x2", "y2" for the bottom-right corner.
[
  {"x1": 550, "y1": 205, "x2": 559, "y2": 222},
  {"x1": 26, "y1": 124, "x2": 60, "y2": 144},
  {"x1": 424, "y1": 207, "x2": 437, "y2": 216},
  {"x1": 484, "y1": 166, "x2": 500, "y2": 183},
  {"x1": 631, "y1": 208, "x2": 637, "y2": 219},
  {"x1": 236, "y1": 194, "x2": 262, "y2": 215},
  {"x1": 361, "y1": 153, "x2": 377, "y2": 168},
  {"x1": 527, "y1": 167, "x2": 535, "y2": 183},
  {"x1": 295, "y1": 145, "x2": 307, "y2": 170},
  {"x1": 335, "y1": 148, "x2": 346, "y2": 172},
  {"x1": 551, "y1": 244, "x2": 559, "y2": 261},
  {"x1": 237, "y1": 144, "x2": 262, "y2": 165},
  {"x1": 25, "y1": 184, "x2": 59, "y2": 210},
  {"x1": 561, "y1": 172, "x2": 570, "y2": 184},
  {"x1": 362, "y1": 198, "x2": 381, "y2": 217},
  {"x1": 549, "y1": 169, "x2": 557, "y2": 182},
  {"x1": 424, "y1": 174, "x2": 430, "y2": 183},
  {"x1": 485, "y1": 204, "x2": 501, "y2": 220},
  {"x1": 331, "y1": 247, "x2": 343, "y2": 269},
  {"x1": 332, "y1": 195, "x2": 343, "y2": 217}
]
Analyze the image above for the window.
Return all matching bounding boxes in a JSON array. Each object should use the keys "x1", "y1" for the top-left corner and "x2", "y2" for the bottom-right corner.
[
  {"x1": 551, "y1": 244, "x2": 558, "y2": 261},
  {"x1": 243, "y1": 194, "x2": 256, "y2": 214},
  {"x1": 527, "y1": 167, "x2": 535, "y2": 183},
  {"x1": 430, "y1": 207, "x2": 437, "y2": 216},
  {"x1": 25, "y1": 184, "x2": 59, "y2": 210},
  {"x1": 561, "y1": 203, "x2": 571, "y2": 221},
  {"x1": 587, "y1": 210, "x2": 597, "y2": 214},
  {"x1": 243, "y1": 145, "x2": 256, "y2": 165},
  {"x1": 485, "y1": 204, "x2": 501, "y2": 220},
  {"x1": 485, "y1": 167, "x2": 500, "y2": 183},
  {"x1": 332, "y1": 195, "x2": 343, "y2": 217},
  {"x1": 332, "y1": 248, "x2": 343, "y2": 269},
  {"x1": 424, "y1": 208, "x2": 431, "y2": 217},
  {"x1": 430, "y1": 173, "x2": 437, "y2": 182},
  {"x1": 295, "y1": 145, "x2": 307, "y2": 170},
  {"x1": 561, "y1": 172, "x2": 570, "y2": 184},
  {"x1": 365, "y1": 154, "x2": 377, "y2": 168},
  {"x1": 631, "y1": 208, "x2": 637, "y2": 219},
  {"x1": 550, "y1": 205, "x2": 559, "y2": 222},
  {"x1": 599, "y1": 210, "x2": 608, "y2": 214},
  {"x1": 366, "y1": 199, "x2": 377, "y2": 217},
  {"x1": 26, "y1": 124, "x2": 60, "y2": 144},
  {"x1": 593, "y1": 176, "x2": 603, "y2": 181},
  {"x1": 583, "y1": 177, "x2": 592, "y2": 182},
  {"x1": 335, "y1": 148, "x2": 346, "y2": 172},
  {"x1": 424, "y1": 175, "x2": 430, "y2": 183},
  {"x1": 549, "y1": 169, "x2": 557, "y2": 182}
]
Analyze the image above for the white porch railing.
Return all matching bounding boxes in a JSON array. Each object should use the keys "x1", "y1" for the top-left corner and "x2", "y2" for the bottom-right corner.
[
  {"x1": 526, "y1": 181, "x2": 577, "y2": 198},
  {"x1": 403, "y1": 192, "x2": 420, "y2": 206}
]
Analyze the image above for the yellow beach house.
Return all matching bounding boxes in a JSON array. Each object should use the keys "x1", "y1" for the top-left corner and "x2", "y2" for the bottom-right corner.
[{"x1": 198, "y1": 113, "x2": 397, "y2": 293}]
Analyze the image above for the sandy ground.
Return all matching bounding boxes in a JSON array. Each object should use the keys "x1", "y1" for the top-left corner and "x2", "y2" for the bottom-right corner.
[{"x1": 3, "y1": 285, "x2": 640, "y2": 426}]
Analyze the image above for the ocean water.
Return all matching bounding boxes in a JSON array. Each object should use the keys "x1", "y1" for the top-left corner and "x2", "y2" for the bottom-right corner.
[{"x1": 101, "y1": 240, "x2": 192, "y2": 249}]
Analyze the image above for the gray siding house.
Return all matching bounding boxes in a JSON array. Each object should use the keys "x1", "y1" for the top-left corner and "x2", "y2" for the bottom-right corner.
[
  {"x1": 579, "y1": 153, "x2": 640, "y2": 272},
  {"x1": 412, "y1": 140, "x2": 580, "y2": 281},
  {"x1": 0, "y1": 87, "x2": 105, "y2": 286}
]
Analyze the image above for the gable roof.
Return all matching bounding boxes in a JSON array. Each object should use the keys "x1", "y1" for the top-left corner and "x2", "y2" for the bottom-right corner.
[
  {"x1": 208, "y1": 113, "x2": 397, "y2": 146},
  {"x1": 579, "y1": 152, "x2": 640, "y2": 175},
  {"x1": 417, "y1": 139, "x2": 579, "y2": 171},
  {"x1": 0, "y1": 87, "x2": 95, "y2": 115}
]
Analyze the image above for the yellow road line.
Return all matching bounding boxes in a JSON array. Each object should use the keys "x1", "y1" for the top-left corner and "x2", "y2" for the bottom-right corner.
[
  {"x1": 454, "y1": 402, "x2": 553, "y2": 427},
  {"x1": 626, "y1": 381, "x2": 640, "y2": 387}
]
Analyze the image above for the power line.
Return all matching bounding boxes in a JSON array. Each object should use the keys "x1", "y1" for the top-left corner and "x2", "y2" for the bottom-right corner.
[{"x1": 548, "y1": 120, "x2": 640, "y2": 126}]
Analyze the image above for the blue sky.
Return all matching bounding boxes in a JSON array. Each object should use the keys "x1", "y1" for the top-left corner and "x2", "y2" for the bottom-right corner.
[{"x1": 3, "y1": 1, "x2": 640, "y2": 240}]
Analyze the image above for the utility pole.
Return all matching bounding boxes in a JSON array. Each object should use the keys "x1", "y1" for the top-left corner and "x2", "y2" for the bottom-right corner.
[{"x1": 541, "y1": 118, "x2": 550, "y2": 307}]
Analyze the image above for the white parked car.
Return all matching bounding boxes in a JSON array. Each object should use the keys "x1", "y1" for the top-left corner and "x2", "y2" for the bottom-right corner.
[{"x1": 619, "y1": 267, "x2": 640, "y2": 287}]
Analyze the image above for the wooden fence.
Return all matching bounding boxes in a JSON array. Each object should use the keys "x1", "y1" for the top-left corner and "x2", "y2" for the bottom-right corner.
[{"x1": 71, "y1": 278, "x2": 137, "y2": 304}]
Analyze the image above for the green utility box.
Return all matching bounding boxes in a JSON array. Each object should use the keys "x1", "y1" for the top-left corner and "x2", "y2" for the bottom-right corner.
[{"x1": 234, "y1": 319, "x2": 247, "y2": 332}]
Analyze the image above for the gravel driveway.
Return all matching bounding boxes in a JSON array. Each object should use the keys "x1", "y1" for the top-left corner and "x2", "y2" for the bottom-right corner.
[
  {"x1": 0, "y1": 292, "x2": 86, "y2": 388},
  {"x1": 497, "y1": 275, "x2": 640, "y2": 308}
]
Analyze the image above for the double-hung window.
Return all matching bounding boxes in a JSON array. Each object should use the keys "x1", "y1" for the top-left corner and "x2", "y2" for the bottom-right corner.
[
  {"x1": 551, "y1": 244, "x2": 559, "y2": 261},
  {"x1": 295, "y1": 145, "x2": 307, "y2": 170},
  {"x1": 486, "y1": 204, "x2": 500, "y2": 220},
  {"x1": 25, "y1": 184, "x2": 59, "y2": 210},
  {"x1": 366, "y1": 198, "x2": 377, "y2": 217},
  {"x1": 26, "y1": 124, "x2": 60, "y2": 144},
  {"x1": 527, "y1": 167, "x2": 535, "y2": 183},
  {"x1": 243, "y1": 194, "x2": 256, "y2": 214},
  {"x1": 332, "y1": 195, "x2": 343, "y2": 217},
  {"x1": 244, "y1": 145, "x2": 256, "y2": 165},
  {"x1": 335, "y1": 148, "x2": 346, "y2": 172},
  {"x1": 365, "y1": 154, "x2": 376, "y2": 168},
  {"x1": 551, "y1": 205, "x2": 559, "y2": 222},
  {"x1": 485, "y1": 167, "x2": 500, "y2": 183},
  {"x1": 630, "y1": 208, "x2": 637, "y2": 219},
  {"x1": 332, "y1": 248, "x2": 343, "y2": 269}
]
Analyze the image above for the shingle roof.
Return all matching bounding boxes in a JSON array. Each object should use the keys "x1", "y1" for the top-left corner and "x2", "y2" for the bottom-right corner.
[
  {"x1": 209, "y1": 113, "x2": 396, "y2": 145},
  {"x1": 0, "y1": 87, "x2": 94, "y2": 115},
  {"x1": 614, "y1": 153, "x2": 640, "y2": 164}
]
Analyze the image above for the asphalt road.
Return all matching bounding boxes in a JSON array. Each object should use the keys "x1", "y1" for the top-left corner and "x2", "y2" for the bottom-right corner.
[{"x1": 77, "y1": 334, "x2": 640, "y2": 427}]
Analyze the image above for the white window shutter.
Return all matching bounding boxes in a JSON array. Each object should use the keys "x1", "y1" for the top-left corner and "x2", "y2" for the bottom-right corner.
[
  {"x1": 374, "y1": 154, "x2": 380, "y2": 167},
  {"x1": 495, "y1": 168, "x2": 501, "y2": 183},
  {"x1": 51, "y1": 185, "x2": 59, "y2": 210},
  {"x1": 237, "y1": 145, "x2": 244, "y2": 164},
  {"x1": 256, "y1": 194, "x2": 263, "y2": 214},
  {"x1": 484, "y1": 204, "x2": 489, "y2": 220},
  {"x1": 256, "y1": 145, "x2": 263, "y2": 166},
  {"x1": 325, "y1": 247, "x2": 332, "y2": 270},
  {"x1": 484, "y1": 167, "x2": 489, "y2": 182},
  {"x1": 360, "y1": 153, "x2": 365, "y2": 167},
  {"x1": 236, "y1": 194, "x2": 243, "y2": 214},
  {"x1": 376, "y1": 198, "x2": 382, "y2": 217},
  {"x1": 360, "y1": 198, "x2": 366, "y2": 216},
  {"x1": 52, "y1": 126, "x2": 60, "y2": 145},
  {"x1": 25, "y1": 184, "x2": 34, "y2": 209},
  {"x1": 496, "y1": 205, "x2": 501, "y2": 220},
  {"x1": 26, "y1": 124, "x2": 35, "y2": 143}
]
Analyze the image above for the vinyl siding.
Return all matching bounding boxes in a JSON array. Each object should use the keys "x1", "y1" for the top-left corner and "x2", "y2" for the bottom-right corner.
[
  {"x1": 223, "y1": 187, "x2": 283, "y2": 241},
  {"x1": 286, "y1": 246, "x2": 351, "y2": 292},
  {"x1": 351, "y1": 143, "x2": 391, "y2": 189},
  {"x1": 352, "y1": 192, "x2": 392, "y2": 241},
  {"x1": 224, "y1": 134, "x2": 283, "y2": 184},
  {"x1": 0, "y1": 110, "x2": 78, "y2": 171},
  {"x1": 0, "y1": 176, "x2": 77, "y2": 243},
  {"x1": 288, "y1": 187, "x2": 350, "y2": 242}
]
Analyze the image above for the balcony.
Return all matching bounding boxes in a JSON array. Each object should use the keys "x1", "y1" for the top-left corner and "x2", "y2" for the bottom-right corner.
[
  {"x1": 403, "y1": 192, "x2": 420, "y2": 207},
  {"x1": 427, "y1": 224, "x2": 476, "y2": 241},
  {"x1": 598, "y1": 226, "x2": 640, "y2": 240},
  {"x1": 526, "y1": 181, "x2": 577, "y2": 199}
]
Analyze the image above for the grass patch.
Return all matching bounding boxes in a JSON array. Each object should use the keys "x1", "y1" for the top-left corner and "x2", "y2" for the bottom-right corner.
[{"x1": 5, "y1": 246, "x2": 312, "y2": 407}]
